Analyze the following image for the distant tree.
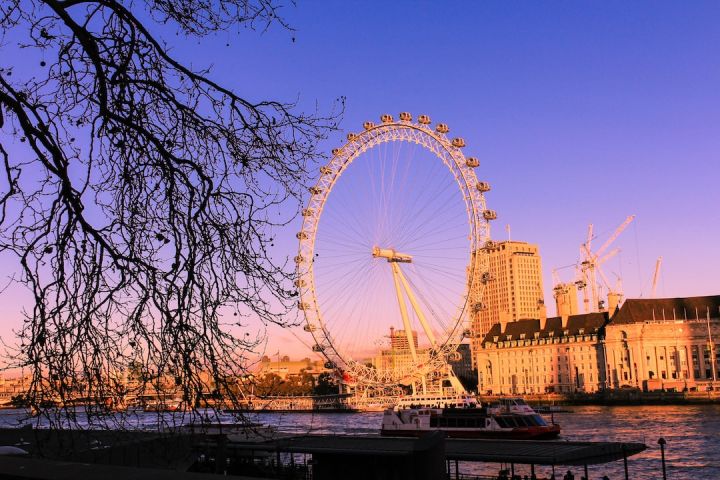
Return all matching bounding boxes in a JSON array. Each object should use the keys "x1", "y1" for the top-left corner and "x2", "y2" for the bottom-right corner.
[
  {"x1": 10, "y1": 394, "x2": 29, "y2": 407},
  {"x1": 313, "y1": 372, "x2": 338, "y2": 396},
  {"x1": 253, "y1": 373, "x2": 283, "y2": 396},
  {"x1": 0, "y1": 0, "x2": 339, "y2": 424}
]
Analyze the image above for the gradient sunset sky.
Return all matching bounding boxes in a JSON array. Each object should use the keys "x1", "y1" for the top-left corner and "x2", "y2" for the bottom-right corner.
[{"x1": 1, "y1": 1, "x2": 719, "y2": 362}]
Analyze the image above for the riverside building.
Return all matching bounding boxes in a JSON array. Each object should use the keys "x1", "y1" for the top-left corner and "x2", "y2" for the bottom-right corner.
[
  {"x1": 476, "y1": 312, "x2": 609, "y2": 394},
  {"x1": 475, "y1": 295, "x2": 720, "y2": 394},
  {"x1": 605, "y1": 296, "x2": 720, "y2": 391},
  {"x1": 471, "y1": 241, "x2": 546, "y2": 367}
]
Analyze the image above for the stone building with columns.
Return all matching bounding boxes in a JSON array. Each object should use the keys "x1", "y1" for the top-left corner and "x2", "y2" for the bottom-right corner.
[
  {"x1": 605, "y1": 296, "x2": 720, "y2": 391},
  {"x1": 476, "y1": 295, "x2": 720, "y2": 395}
]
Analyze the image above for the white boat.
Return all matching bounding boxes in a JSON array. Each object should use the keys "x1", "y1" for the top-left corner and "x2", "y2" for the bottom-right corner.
[{"x1": 381, "y1": 403, "x2": 561, "y2": 440}]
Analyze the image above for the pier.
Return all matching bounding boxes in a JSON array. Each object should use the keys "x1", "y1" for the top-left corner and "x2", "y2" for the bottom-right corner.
[{"x1": 0, "y1": 427, "x2": 647, "y2": 480}]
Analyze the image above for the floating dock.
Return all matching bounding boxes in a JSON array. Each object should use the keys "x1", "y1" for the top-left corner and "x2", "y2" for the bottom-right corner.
[{"x1": 0, "y1": 427, "x2": 647, "y2": 479}]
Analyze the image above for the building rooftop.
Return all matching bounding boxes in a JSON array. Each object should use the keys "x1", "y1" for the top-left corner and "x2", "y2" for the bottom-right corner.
[
  {"x1": 482, "y1": 312, "x2": 609, "y2": 344},
  {"x1": 612, "y1": 295, "x2": 720, "y2": 325},
  {"x1": 480, "y1": 295, "x2": 720, "y2": 345}
]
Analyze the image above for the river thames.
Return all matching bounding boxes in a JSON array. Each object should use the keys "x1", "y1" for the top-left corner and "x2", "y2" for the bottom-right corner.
[
  {"x1": 249, "y1": 405, "x2": 720, "y2": 480},
  {"x1": 2, "y1": 405, "x2": 719, "y2": 479}
]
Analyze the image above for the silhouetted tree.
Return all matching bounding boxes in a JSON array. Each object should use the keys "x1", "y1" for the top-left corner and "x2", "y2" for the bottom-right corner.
[
  {"x1": 0, "y1": 0, "x2": 339, "y2": 425},
  {"x1": 313, "y1": 372, "x2": 338, "y2": 396}
]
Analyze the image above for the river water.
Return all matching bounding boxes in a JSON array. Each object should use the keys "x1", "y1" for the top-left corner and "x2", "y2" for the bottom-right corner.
[{"x1": 2, "y1": 405, "x2": 718, "y2": 479}]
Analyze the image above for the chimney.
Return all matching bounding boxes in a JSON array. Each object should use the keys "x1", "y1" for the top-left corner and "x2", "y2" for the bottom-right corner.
[
  {"x1": 499, "y1": 310, "x2": 512, "y2": 335},
  {"x1": 561, "y1": 314, "x2": 570, "y2": 330},
  {"x1": 539, "y1": 304, "x2": 548, "y2": 330},
  {"x1": 608, "y1": 292, "x2": 623, "y2": 317},
  {"x1": 554, "y1": 282, "x2": 579, "y2": 317}
]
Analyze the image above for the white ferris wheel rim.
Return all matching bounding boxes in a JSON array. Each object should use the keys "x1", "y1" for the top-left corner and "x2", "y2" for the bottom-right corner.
[{"x1": 295, "y1": 114, "x2": 492, "y2": 387}]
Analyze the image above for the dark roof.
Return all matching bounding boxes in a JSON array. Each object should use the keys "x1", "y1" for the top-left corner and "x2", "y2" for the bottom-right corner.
[
  {"x1": 0, "y1": 456, "x2": 252, "y2": 480},
  {"x1": 447, "y1": 438, "x2": 646, "y2": 466},
  {"x1": 482, "y1": 312, "x2": 609, "y2": 344},
  {"x1": 228, "y1": 434, "x2": 646, "y2": 466},
  {"x1": 612, "y1": 295, "x2": 720, "y2": 325}
]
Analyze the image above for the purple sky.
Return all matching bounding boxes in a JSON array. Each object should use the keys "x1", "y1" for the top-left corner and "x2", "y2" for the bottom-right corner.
[{"x1": 1, "y1": 1, "x2": 719, "y2": 363}]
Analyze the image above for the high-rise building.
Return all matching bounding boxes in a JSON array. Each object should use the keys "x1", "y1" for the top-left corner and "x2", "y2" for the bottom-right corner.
[
  {"x1": 373, "y1": 328, "x2": 428, "y2": 378},
  {"x1": 471, "y1": 241, "x2": 545, "y2": 366},
  {"x1": 389, "y1": 327, "x2": 419, "y2": 350}
]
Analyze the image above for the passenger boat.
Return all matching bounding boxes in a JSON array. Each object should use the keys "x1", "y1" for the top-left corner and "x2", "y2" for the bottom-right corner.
[
  {"x1": 143, "y1": 399, "x2": 184, "y2": 412},
  {"x1": 381, "y1": 401, "x2": 560, "y2": 440}
]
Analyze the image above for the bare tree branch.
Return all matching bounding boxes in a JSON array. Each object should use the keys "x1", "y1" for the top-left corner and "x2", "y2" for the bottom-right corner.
[{"x1": 0, "y1": 0, "x2": 341, "y2": 426}]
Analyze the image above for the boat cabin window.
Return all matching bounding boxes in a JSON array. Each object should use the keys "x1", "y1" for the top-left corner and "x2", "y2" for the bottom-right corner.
[
  {"x1": 532, "y1": 415, "x2": 547, "y2": 426},
  {"x1": 495, "y1": 417, "x2": 510, "y2": 428}
]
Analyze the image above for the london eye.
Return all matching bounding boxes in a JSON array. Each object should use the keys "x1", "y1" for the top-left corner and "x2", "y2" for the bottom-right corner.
[{"x1": 295, "y1": 113, "x2": 494, "y2": 390}]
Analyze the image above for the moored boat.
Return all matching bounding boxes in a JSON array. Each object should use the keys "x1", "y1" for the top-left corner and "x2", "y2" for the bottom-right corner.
[
  {"x1": 143, "y1": 398, "x2": 184, "y2": 412},
  {"x1": 381, "y1": 403, "x2": 560, "y2": 440}
]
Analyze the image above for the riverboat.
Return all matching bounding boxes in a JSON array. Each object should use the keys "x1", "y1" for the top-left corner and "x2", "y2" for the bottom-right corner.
[
  {"x1": 381, "y1": 402, "x2": 561, "y2": 440},
  {"x1": 143, "y1": 399, "x2": 184, "y2": 412}
]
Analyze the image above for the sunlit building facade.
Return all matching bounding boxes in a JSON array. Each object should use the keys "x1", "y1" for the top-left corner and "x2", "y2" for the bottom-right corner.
[
  {"x1": 605, "y1": 296, "x2": 720, "y2": 391},
  {"x1": 476, "y1": 312, "x2": 609, "y2": 394},
  {"x1": 476, "y1": 295, "x2": 720, "y2": 394},
  {"x1": 255, "y1": 356, "x2": 330, "y2": 380}
]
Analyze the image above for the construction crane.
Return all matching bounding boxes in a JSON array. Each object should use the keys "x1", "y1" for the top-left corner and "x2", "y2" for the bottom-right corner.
[
  {"x1": 651, "y1": 256, "x2": 663, "y2": 298},
  {"x1": 579, "y1": 215, "x2": 635, "y2": 312}
]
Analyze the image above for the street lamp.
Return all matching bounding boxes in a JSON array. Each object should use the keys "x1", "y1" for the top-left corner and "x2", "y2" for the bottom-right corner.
[{"x1": 658, "y1": 437, "x2": 667, "y2": 480}]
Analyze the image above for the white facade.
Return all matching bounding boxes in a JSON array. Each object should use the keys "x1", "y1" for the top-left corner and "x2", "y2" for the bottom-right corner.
[{"x1": 605, "y1": 300, "x2": 720, "y2": 391}]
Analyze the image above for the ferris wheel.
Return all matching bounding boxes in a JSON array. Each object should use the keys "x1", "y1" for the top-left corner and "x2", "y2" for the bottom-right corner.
[{"x1": 295, "y1": 113, "x2": 494, "y2": 389}]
